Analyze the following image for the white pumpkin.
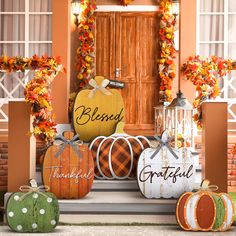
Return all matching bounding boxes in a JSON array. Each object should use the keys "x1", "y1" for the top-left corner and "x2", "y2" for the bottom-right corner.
[{"x1": 137, "y1": 130, "x2": 196, "y2": 199}]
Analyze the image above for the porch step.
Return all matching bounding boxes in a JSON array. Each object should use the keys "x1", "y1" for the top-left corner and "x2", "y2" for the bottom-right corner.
[
  {"x1": 4, "y1": 191, "x2": 176, "y2": 215},
  {"x1": 58, "y1": 191, "x2": 176, "y2": 214},
  {"x1": 59, "y1": 214, "x2": 177, "y2": 225}
]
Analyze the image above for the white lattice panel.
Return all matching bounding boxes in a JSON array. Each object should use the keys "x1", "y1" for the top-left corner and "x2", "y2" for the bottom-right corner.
[
  {"x1": 219, "y1": 72, "x2": 236, "y2": 123},
  {"x1": 0, "y1": 70, "x2": 34, "y2": 132}
]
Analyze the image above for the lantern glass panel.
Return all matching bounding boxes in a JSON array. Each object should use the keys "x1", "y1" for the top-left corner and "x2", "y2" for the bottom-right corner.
[
  {"x1": 166, "y1": 106, "x2": 194, "y2": 148},
  {"x1": 154, "y1": 103, "x2": 168, "y2": 136}
]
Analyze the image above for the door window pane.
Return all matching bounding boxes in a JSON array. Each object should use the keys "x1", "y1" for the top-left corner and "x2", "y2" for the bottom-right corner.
[
  {"x1": 0, "y1": 0, "x2": 25, "y2": 12},
  {"x1": 29, "y1": 15, "x2": 52, "y2": 41},
  {"x1": 29, "y1": 0, "x2": 52, "y2": 12},
  {"x1": 0, "y1": 43, "x2": 24, "y2": 57},
  {"x1": 229, "y1": 0, "x2": 236, "y2": 12},
  {"x1": 0, "y1": 15, "x2": 25, "y2": 41},
  {"x1": 29, "y1": 43, "x2": 52, "y2": 57},
  {"x1": 199, "y1": 43, "x2": 224, "y2": 57},
  {"x1": 228, "y1": 43, "x2": 236, "y2": 58},
  {"x1": 200, "y1": 0, "x2": 224, "y2": 12},
  {"x1": 229, "y1": 15, "x2": 236, "y2": 41},
  {"x1": 200, "y1": 15, "x2": 224, "y2": 41}
]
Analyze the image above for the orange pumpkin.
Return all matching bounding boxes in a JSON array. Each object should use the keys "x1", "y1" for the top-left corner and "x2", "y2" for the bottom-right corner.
[{"x1": 42, "y1": 132, "x2": 94, "y2": 199}]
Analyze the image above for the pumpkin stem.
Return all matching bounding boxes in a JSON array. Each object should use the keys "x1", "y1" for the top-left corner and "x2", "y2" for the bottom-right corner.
[
  {"x1": 201, "y1": 179, "x2": 210, "y2": 188},
  {"x1": 29, "y1": 179, "x2": 38, "y2": 188},
  {"x1": 63, "y1": 131, "x2": 75, "y2": 140},
  {"x1": 200, "y1": 179, "x2": 219, "y2": 192},
  {"x1": 115, "y1": 122, "x2": 125, "y2": 134}
]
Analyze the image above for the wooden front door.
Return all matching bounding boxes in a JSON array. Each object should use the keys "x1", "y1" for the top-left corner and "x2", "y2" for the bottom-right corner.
[{"x1": 95, "y1": 12, "x2": 159, "y2": 135}]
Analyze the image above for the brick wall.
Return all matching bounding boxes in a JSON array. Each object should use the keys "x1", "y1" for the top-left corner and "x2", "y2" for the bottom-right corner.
[
  {"x1": 0, "y1": 142, "x2": 46, "y2": 191},
  {"x1": 195, "y1": 141, "x2": 236, "y2": 192},
  {"x1": 0, "y1": 143, "x2": 8, "y2": 191},
  {"x1": 228, "y1": 144, "x2": 236, "y2": 191}
]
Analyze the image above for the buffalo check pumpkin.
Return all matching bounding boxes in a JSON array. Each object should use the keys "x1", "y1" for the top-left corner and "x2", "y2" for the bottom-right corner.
[{"x1": 89, "y1": 122, "x2": 151, "y2": 180}]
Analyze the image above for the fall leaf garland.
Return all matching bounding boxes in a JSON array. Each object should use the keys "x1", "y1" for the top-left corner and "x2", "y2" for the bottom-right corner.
[
  {"x1": 76, "y1": 0, "x2": 96, "y2": 88},
  {"x1": 0, "y1": 55, "x2": 64, "y2": 144},
  {"x1": 182, "y1": 55, "x2": 236, "y2": 128},
  {"x1": 120, "y1": 0, "x2": 134, "y2": 5},
  {"x1": 158, "y1": 0, "x2": 177, "y2": 102}
]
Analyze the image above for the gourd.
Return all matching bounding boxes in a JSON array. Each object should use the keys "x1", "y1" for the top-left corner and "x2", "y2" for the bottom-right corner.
[
  {"x1": 6, "y1": 179, "x2": 59, "y2": 233},
  {"x1": 176, "y1": 179, "x2": 234, "y2": 231},
  {"x1": 89, "y1": 122, "x2": 151, "y2": 179},
  {"x1": 73, "y1": 76, "x2": 125, "y2": 142},
  {"x1": 42, "y1": 132, "x2": 94, "y2": 199}
]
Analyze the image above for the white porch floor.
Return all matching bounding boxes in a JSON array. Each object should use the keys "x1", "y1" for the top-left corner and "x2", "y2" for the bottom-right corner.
[{"x1": 0, "y1": 225, "x2": 236, "y2": 236}]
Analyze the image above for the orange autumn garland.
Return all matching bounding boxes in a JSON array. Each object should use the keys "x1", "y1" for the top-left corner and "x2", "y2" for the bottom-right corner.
[
  {"x1": 120, "y1": 0, "x2": 134, "y2": 5},
  {"x1": 182, "y1": 55, "x2": 236, "y2": 128},
  {"x1": 0, "y1": 55, "x2": 64, "y2": 144},
  {"x1": 76, "y1": 0, "x2": 96, "y2": 88},
  {"x1": 158, "y1": 0, "x2": 177, "y2": 102}
]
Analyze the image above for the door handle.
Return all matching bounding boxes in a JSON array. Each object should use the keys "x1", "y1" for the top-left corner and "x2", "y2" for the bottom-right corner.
[{"x1": 115, "y1": 68, "x2": 121, "y2": 78}]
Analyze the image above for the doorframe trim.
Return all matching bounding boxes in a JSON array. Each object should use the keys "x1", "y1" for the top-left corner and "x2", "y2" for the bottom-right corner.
[{"x1": 96, "y1": 5, "x2": 159, "y2": 12}]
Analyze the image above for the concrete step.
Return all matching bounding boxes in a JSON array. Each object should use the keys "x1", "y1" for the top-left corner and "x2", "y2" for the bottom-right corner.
[
  {"x1": 59, "y1": 214, "x2": 177, "y2": 225},
  {"x1": 4, "y1": 191, "x2": 177, "y2": 215},
  {"x1": 58, "y1": 191, "x2": 176, "y2": 214}
]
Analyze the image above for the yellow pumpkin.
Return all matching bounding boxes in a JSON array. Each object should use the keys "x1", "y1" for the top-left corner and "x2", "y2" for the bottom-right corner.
[{"x1": 73, "y1": 76, "x2": 125, "y2": 142}]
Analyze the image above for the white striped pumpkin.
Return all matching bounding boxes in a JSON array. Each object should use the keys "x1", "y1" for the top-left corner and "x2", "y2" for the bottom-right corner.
[{"x1": 176, "y1": 183, "x2": 234, "y2": 231}]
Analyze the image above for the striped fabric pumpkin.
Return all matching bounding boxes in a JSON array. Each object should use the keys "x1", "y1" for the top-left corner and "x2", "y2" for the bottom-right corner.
[
  {"x1": 176, "y1": 179, "x2": 234, "y2": 231},
  {"x1": 89, "y1": 122, "x2": 151, "y2": 179}
]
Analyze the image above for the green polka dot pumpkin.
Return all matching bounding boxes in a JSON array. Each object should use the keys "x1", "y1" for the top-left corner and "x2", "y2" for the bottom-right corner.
[{"x1": 6, "y1": 179, "x2": 59, "y2": 233}]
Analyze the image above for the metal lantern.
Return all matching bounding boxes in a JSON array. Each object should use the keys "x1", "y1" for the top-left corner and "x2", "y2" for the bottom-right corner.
[
  {"x1": 165, "y1": 91, "x2": 194, "y2": 148},
  {"x1": 154, "y1": 101, "x2": 169, "y2": 137},
  {"x1": 71, "y1": 0, "x2": 81, "y2": 27}
]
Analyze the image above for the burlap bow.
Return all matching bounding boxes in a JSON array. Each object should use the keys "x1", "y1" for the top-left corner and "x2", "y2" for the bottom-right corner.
[
  {"x1": 54, "y1": 134, "x2": 83, "y2": 158},
  {"x1": 88, "y1": 78, "x2": 112, "y2": 98},
  {"x1": 150, "y1": 132, "x2": 179, "y2": 160},
  {"x1": 19, "y1": 182, "x2": 50, "y2": 201}
]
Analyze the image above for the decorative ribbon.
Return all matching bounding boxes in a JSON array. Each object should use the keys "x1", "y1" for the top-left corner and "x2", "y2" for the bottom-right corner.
[
  {"x1": 54, "y1": 134, "x2": 83, "y2": 158},
  {"x1": 19, "y1": 184, "x2": 50, "y2": 201},
  {"x1": 150, "y1": 135, "x2": 179, "y2": 160},
  {"x1": 88, "y1": 78, "x2": 112, "y2": 99},
  {"x1": 198, "y1": 179, "x2": 219, "y2": 192}
]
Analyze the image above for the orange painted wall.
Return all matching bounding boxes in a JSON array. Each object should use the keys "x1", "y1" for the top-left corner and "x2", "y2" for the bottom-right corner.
[
  {"x1": 52, "y1": 0, "x2": 71, "y2": 124},
  {"x1": 179, "y1": 0, "x2": 196, "y2": 102}
]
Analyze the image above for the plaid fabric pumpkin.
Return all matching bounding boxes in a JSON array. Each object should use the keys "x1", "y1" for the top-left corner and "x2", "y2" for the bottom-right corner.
[{"x1": 89, "y1": 133, "x2": 150, "y2": 180}]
